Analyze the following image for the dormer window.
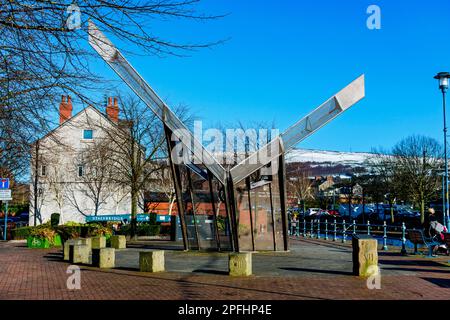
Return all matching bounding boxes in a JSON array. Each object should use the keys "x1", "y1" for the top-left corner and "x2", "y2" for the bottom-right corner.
[{"x1": 83, "y1": 129, "x2": 93, "y2": 140}]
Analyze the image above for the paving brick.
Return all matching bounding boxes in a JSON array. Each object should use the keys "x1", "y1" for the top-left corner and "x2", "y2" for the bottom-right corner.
[{"x1": 0, "y1": 239, "x2": 449, "y2": 300}]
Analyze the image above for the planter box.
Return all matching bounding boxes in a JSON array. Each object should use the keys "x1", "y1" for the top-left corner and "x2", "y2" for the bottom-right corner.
[
  {"x1": 27, "y1": 236, "x2": 51, "y2": 249},
  {"x1": 27, "y1": 235, "x2": 62, "y2": 249},
  {"x1": 53, "y1": 234, "x2": 62, "y2": 247}
]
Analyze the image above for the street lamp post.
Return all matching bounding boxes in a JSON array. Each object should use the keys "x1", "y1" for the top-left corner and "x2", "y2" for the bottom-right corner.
[{"x1": 434, "y1": 72, "x2": 450, "y2": 230}]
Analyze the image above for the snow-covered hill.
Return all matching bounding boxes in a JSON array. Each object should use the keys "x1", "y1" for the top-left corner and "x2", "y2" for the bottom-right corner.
[{"x1": 286, "y1": 148, "x2": 372, "y2": 166}]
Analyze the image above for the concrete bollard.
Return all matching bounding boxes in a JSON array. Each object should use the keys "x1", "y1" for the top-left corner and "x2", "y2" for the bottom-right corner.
[
  {"x1": 92, "y1": 248, "x2": 115, "y2": 268},
  {"x1": 91, "y1": 236, "x2": 107, "y2": 249},
  {"x1": 139, "y1": 251, "x2": 165, "y2": 273},
  {"x1": 64, "y1": 239, "x2": 82, "y2": 261},
  {"x1": 80, "y1": 238, "x2": 92, "y2": 252},
  {"x1": 229, "y1": 252, "x2": 252, "y2": 276},
  {"x1": 352, "y1": 235, "x2": 379, "y2": 277},
  {"x1": 111, "y1": 235, "x2": 126, "y2": 249},
  {"x1": 70, "y1": 244, "x2": 90, "y2": 264}
]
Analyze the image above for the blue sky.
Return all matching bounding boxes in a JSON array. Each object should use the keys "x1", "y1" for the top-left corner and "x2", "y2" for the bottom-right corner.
[{"x1": 84, "y1": 0, "x2": 450, "y2": 153}]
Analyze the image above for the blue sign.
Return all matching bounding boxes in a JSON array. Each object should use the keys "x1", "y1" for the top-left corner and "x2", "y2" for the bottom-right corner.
[
  {"x1": 85, "y1": 214, "x2": 151, "y2": 223},
  {"x1": 156, "y1": 215, "x2": 172, "y2": 223},
  {"x1": 0, "y1": 178, "x2": 9, "y2": 189}
]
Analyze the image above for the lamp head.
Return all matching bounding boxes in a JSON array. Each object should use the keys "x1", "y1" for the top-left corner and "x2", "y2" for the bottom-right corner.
[{"x1": 434, "y1": 72, "x2": 450, "y2": 91}]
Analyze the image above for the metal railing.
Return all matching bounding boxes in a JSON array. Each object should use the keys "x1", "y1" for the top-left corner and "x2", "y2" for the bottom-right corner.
[{"x1": 290, "y1": 218, "x2": 408, "y2": 253}]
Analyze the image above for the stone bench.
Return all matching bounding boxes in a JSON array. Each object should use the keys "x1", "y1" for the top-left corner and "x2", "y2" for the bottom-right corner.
[
  {"x1": 64, "y1": 238, "x2": 92, "y2": 261},
  {"x1": 69, "y1": 244, "x2": 90, "y2": 264},
  {"x1": 91, "y1": 236, "x2": 107, "y2": 249},
  {"x1": 92, "y1": 248, "x2": 115, "y2": 268},
  {"x1": 229, "y1": 252, "x2": 252, "y2": 276},
  {"x1": 139, "y1": 251, "x2": 165, "y2": 273},
  {"x1": 111, "y1": 235, "x2": 126, "y2": 249},
  {"x1": 64, "y1": 239, "x2": 82, "y2": 261}
]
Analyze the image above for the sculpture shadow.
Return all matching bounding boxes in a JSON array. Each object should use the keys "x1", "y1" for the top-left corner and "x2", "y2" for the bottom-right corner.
[
  {"x1": 381, "y1": 267, "x2": 450, "y2": 274},
  {"x1": 421, "y1": 277, "x2": 450, "y2": 288},
  {"x1": 379, "y1": 260, "x2": 445, "y2": 267},
  {"x1": 279, "y1": 267, "x2": 353, "y2": 276}
]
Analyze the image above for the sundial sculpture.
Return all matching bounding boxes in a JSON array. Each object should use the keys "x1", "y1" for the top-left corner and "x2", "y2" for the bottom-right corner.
[{"x1": 88, "y1": 21, "x2": 365, "y2": 252}]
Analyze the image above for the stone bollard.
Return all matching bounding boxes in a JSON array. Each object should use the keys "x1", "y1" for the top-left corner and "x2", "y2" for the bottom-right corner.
[
  {"x1": 111, "y1": 235, "x2": 126, "y2": 249},
  {"x1": 80, "y1": 238, "x2": 92, "y2": 252},
  {"x1": 139, "y1": 251, "x2": 165, "y2": 273},
  {"x1": 70, "y1": 244, "x2": 90, "y2": 264},
  {"x1": 92, "y1": 248, "x2": 115, "y2": 268},
  {"x1": 64, "y1": 239, "x2": 82, "y2": 261},
  {"x1": 91, "y1": 236, "x2": 107, "y2": 249},
  {"x1": 229, "y1": 252, "x2": 252, "y2": 276},
  {"x1": 352, "y1": 235, "x2": 379, "y2": 277}
]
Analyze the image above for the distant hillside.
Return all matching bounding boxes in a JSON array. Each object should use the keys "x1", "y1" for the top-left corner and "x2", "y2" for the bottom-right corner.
[{"x1": 286, "y1": 148, "x2": 373, "y2": 176}]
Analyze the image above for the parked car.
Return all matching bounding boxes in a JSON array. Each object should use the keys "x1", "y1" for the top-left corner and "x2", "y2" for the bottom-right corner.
[
  {"x1": 306, "y1": 208, "x2": 320, "y2": 216},
  {"x1": 327, "y1": 209, "x2": 340, "y2": 216}
]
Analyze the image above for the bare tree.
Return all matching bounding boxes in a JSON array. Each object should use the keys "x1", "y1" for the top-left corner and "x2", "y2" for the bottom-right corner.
[
  {"x1": 287, "y1": 166, "x2": 315, "y2": 213},
  {"x1": 148, "y1": 163, "x2": 177, "y2": 216},
  {"x1": 1, "y1": 1, "x2": 223, "y2": 184},
  {"x1": 391, "y1": 135, "x2": 442, "y2": 224},
  {"x1": 367, "y1": 149, "x2": 397, "y2": 223},
  {"x1": 96, "y1": 95, "x2": 190, "y2": 237},
  {"x1": 367, "y1": 136, "x2": 442, "y2": 224}
]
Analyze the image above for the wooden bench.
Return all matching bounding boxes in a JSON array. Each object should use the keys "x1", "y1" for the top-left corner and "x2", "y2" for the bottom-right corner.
[{"x1": 407, "y1": 229, "x2": 440, "y2": 257}]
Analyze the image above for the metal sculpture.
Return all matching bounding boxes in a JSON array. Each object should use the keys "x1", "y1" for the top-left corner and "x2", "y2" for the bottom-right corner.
[{"x1": 88, "y1": 20, "x2": 365, "y2": 252}]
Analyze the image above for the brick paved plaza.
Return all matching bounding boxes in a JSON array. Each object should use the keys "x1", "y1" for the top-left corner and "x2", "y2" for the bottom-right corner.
[{"x1": 0, "y1": 238, "x2": 448, "y2": 300}]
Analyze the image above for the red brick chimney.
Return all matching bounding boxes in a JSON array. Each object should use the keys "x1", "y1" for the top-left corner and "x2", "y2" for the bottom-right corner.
[
  {"x1": 106, "y1": 96, "x2": 119, "y2": 122},
  {"x1": 59, "y1": 95, "x2": 73, "y2": 124}
]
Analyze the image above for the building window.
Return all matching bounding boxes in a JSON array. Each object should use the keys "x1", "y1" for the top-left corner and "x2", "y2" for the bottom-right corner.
[
  {"x1": 83, "y1": 129, "x2": 93, "y2": 140},
  {"x1": 40, "y1": 165, "x2": 46, "y2": 176},
  {"x1": 78, "y1": 165, "x2": 84, "y2": 177}
]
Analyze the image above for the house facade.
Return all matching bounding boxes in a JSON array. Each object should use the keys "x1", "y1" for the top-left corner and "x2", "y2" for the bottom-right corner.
[{"x1": 29, "y1": 96, "x2": 132, "y2": 225}]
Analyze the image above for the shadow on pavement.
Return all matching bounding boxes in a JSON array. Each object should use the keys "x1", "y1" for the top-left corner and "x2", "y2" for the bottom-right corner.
[
  {"x1": 279, "y1": 267, "x2": 353, "y2": 276},
  {"x1": 381, "y1": 267, "x2": 450, "y2": 274},
  {"x1": 114, "y1": 266, "x2": 139, "y2": 272},
  {"x1": 43, "y1": 252, "x2": 64, "y2": 262},
  {"x1": 192, "y1": 269, "x2": 228, "y2": 275},
  {"x1": 421, "y1": 277, "x2": 450, "y2": 288},
  {"x1": 379, "y1": 260, "x2": 446, "y2": 267},
  {"x1": 127, "y1": 240, "x2": 185, "y2": 252}
]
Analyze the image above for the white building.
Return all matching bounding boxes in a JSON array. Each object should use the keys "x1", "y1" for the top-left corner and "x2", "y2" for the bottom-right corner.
[{"x1": 29, "y1": 95, "x2": 132, "y2": 225}]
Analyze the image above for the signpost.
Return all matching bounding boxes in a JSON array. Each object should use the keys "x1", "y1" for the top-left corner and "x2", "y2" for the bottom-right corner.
[
  {"x1": 0, "y1": 178, "x2": 9, "y2": 189},
  {"x1": 0, "y1": 178, "x2": 11, "y2": 240}
]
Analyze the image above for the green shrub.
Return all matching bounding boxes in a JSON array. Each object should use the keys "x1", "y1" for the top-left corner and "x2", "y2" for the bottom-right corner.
[
  {"x1": 12, "y1": 226, "x2": 34, "y2": 240},
  {"x1": 116, "y1": 223, "x2": 161, "y2": 236},
  {"x1": 137, "y1": 224, "x2": 160, "y2": 236},
  {"x1": 50, "y1": 213, "x2": 60, "y2": 228},
  {"x1": 149, "y1": 213, "x2": 157, "y2": 224},
  {"x1": 87, "y1": 223, "x2": 113, "y2": 237},
  {"x1": 116, "y1": 224, "x2": 131, "y2": 236},
  {"x1": 56, "y1": 222, "x2": 113, "y2": 241},
  {"x1": 29, "y1": 224, "x2": 57, "y2": 245},
  {"x1": 160, "y1": 225, "x2": 171, "y2": 235}
]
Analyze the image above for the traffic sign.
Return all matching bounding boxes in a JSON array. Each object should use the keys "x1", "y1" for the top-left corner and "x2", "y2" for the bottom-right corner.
[
  {"x1": 0, "y1": 178, "x2": 9, "y2": 189},
  {"x1": 0, "y1": 189, "x2": 12, "y2": 201}
]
